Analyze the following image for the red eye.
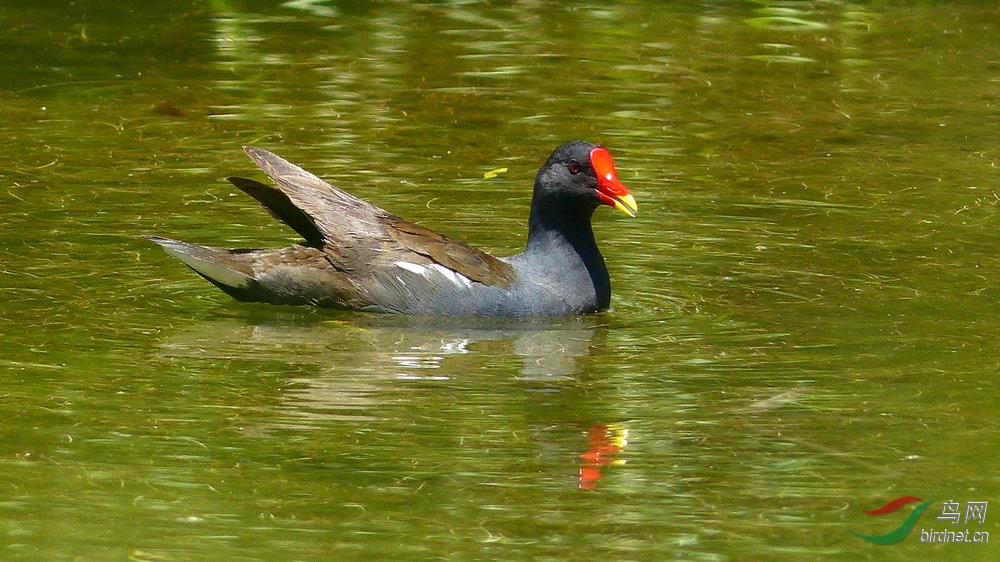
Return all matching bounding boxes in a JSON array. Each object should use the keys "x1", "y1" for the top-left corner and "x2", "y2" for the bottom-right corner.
[{"x1": 567, "y1": 160, "x2": 581, "y2": 175}]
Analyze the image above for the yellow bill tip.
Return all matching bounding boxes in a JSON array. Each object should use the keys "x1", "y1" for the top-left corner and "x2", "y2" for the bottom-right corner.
[{"x1": 612, "y1": 193, "x2": 638, "y2": 217}]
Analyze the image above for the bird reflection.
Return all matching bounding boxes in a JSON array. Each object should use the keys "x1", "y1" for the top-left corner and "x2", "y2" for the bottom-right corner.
[
  {"x1": 579, "y1": 423, "x2": 628, "y2": 490},
  {"x1": 156, "y1": 311, "x2": 629, "y2": 489}
]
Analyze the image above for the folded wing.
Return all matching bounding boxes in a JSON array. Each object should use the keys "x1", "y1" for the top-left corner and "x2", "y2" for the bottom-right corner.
[{"x1": 230, "y1": 146, "x2": 516, "y2": 289}]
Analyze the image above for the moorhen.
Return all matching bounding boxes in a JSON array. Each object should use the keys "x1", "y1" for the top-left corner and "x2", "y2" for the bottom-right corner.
[{"x1": 145, "y1": 141, "x2": 637, "y2": 317}]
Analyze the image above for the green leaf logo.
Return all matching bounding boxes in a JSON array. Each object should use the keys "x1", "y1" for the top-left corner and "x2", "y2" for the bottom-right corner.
[{"x1": 847, "y1": 496, "x2": 934, "y2": 545}]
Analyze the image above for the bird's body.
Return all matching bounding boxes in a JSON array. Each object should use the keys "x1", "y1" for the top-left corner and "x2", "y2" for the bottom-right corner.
[{"x1": 145, "y1": 141, "x2": 636, "y2": 317}]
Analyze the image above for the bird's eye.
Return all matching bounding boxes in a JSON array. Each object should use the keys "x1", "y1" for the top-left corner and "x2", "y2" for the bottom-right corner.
[{"x1": 567, "y1": 160, "x2": 581, "y2": 175}]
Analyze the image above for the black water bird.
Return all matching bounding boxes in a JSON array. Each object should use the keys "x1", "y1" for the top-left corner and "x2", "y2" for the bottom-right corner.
[{"x1": 145, "y1": 141, "x2": 637, "y2": 317}]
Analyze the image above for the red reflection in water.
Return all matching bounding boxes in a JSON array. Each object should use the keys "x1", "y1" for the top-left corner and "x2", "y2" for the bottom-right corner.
[{"x1": 579, "y1": 423, "x2": 627, "y2": 490}]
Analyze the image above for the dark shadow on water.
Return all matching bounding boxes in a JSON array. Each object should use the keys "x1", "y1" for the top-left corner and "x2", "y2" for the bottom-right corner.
[
  {"x1": 155, "y1": 306, "x2": 629, "y2": 488},
  {"x1": 157, "y1": 305, "x2": 608, "y2": 379}
]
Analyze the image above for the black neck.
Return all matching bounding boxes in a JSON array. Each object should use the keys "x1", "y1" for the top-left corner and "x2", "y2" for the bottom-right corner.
[{"x1": 526, "y1": 200, "x2": 611, "y2": 309}]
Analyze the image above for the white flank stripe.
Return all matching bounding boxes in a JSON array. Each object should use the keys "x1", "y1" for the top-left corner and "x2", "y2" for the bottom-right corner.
[
  {"x1": 430, "y1": 264, "x2": 473, "y2": 289},
  {"x1": 394, "y1": 261, "x2": 427, "y2": 275},
  {"x1": 394, "y1": 261, "x2": 473, "y2": 290}
]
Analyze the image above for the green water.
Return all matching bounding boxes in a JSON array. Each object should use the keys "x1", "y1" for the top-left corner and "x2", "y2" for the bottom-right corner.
[{"x1": 2, "y1": 1, "x2": 999, "y2": 560}]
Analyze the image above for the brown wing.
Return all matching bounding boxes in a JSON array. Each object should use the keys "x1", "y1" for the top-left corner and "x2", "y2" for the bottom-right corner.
[
  {"x1": 232, "y1": 146, "x2": 517, "y2": 289},
  {"x1": 385, "y1": 215, "x2": 516, "y2": 287}
]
